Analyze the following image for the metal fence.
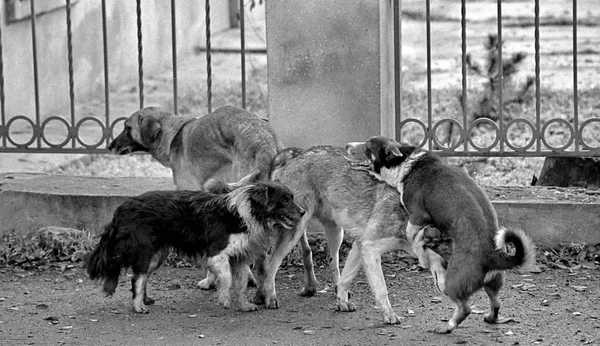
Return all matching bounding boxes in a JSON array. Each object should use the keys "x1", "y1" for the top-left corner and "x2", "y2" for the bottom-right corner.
[
  {"x1": 0, "y1": 0, "x2": 253, "y2": 154},
  {"x1": 393, "y1": 0, "x2": 599, "y2": 157},
  {"x1": 0, "y1": 0, "x2": 598, "y2": 157}
]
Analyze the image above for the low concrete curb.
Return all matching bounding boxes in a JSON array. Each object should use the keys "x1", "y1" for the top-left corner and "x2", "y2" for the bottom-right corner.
[{"x1": 1, "y1": 173, "x2": 599, "y2": 248}]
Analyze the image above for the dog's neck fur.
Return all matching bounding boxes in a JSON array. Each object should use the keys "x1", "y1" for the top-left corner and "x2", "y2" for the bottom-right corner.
[
  {"x1": 378, "y1": 150, "x2": 427, "y2": 202},
  {"x1": 153, "y1": 116, "x2": 196, "y2": 166},
  {"x1": 223, "y1": 185, "x2": 273, "y2": 260}
]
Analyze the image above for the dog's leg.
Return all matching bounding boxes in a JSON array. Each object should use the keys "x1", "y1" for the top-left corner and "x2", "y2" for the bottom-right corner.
[
  {"x1": 433, "y1": 255, "x2": 482, "y2": 333},
  {"x1": 360, "y1": 238, "x2": 404, "y2": 324},
  {"x1": 232, "y1": 262, "x2": 258, "y2": 312},
  {"x1": 207, "y1": 254, "x2": 233, "y2": 309},
  {"x1": 197, "y1": 270, "x2": 218, "y2": 290},
  {"x1": 483, "y1": 270, "x2": 512, "y2": 324},
  {"x1": 321, "y1": 219, "x2": 344, "y2": 291},
  {"x1": 336, "y1": 242, "x2": 362, "y2": 312},
  {"x1": 299, "y1": 230, "x2": 319, "y2": 297},
  {"x1": 406, "y1": 221, "x2": 431, "y2": 268},
  {"x1": 131, "y1": 273, "x2": 151, "y2": 314},
  {"x1": 412, "y1": 228, "x2": 447, "y2": 294},
  {"x1": 142, "y1": 251, "x2": 165, "y2": 305},
  {"x1": 257, "y1": 219, "x2": 310, "y2": 309}
]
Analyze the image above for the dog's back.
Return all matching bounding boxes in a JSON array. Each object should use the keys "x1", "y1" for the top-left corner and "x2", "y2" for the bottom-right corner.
[
  {"x1": 180, "y1": 106, "x2": 284, "y2": 187},
  {"x1": 86, "y1": 191, "x2": 241, "y2": 295},
  {"x1": 271, "y1": 146, "x2": 407, "y2": 238}
]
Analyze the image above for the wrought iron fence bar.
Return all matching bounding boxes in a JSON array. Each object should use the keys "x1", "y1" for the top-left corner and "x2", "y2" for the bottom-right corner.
[
  {"x1": 101, "y1": 0, "x2": 110, "y2": 145},
  {"x1": 66, "y1": 0, "x2": 76, "y2": 148},
  {"x1": 205, "y1": 0, "x2": 212, "y2": 113},
  {"x1": 497, "y1": 0, "x2": 504, "y2": 152},
  {"x1": 239, "y1": 0, "x2": 246, "y2": 109},
  {"x1": 30, "y1": 0, "x2": 41, "y2": 147},
  {"x1": 393, "y1": 0, "x2": 402, "y2": 141},
  {"x1": 171, "y1": 0, "x2": 178, "y2": 114},
  {"x1": 136, "y1": 0, "x2": 144, "y2": 109},
  {"x1": 534, "y1": 0, "x2": 541, "y2": 153},
  {"x1": 572, "y1": 0, "x2": 579, "y2": 151},
  {"x1": 460, "y1": 0, "x2": 468, "y2": 151},
  {"x1": 0, "y1": 9, "x2": 5, "y2": 147},
  {"x1": 425, "y1": 0, "x2": 432, "y2": 151}
]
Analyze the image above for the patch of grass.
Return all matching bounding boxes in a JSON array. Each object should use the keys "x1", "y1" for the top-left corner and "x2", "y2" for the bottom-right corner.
[{"x1": 0, "y1": 229, "x2": 96, "y2": 269}]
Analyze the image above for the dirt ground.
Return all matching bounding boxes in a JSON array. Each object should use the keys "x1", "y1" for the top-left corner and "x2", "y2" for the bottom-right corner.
[{"x1": 1, "y1": 260, "x2": 599, "y2": 346}]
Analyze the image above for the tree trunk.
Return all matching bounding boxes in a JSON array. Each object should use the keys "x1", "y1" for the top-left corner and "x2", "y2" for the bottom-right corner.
[{"x1": 533, "y1": 157, "x2": 600, "y2": 190}]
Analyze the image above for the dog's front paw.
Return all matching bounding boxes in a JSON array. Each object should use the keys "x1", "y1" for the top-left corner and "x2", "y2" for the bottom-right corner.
[
  {"x1": 433, "y1": 324, "x2": 454, "y2": 334},
  {"x1": 218, "y1": 296, "x2": 231, "y2": 309},
  {"x1": 383, "y1": 312, "x2": 401, "y2": 324},
  {"x1": 197, "y1": 278, "x2": 216, "y2": 290},
  {"x1": 299, "y1": 285, "x2": 317, "y2": 297},
  {"x1": 337, "y1": 300, "x2": 356, "y2": 312},
  {"x1": 133, "y1": 304, "x2": 149, "y2": 314},
  {"x1": 143, "y1": 296, "x2": 155, "y2": 305},
  {"x1": 239, "y1": 301, "x2": 259, "y2": 312},
  {"x1": 264, "y1": 295, "x2": 279, "y2": 309}
]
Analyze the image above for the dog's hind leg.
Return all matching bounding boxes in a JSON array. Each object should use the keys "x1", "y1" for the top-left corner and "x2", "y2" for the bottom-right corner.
[
  {"x1": 197, "y1": 271, "x2": 218, "y2": 290},
  {"x1": 360, "y1": 238, "x2": 404, "y2": 324},
  {"x1": 207, "y1": 254, "x2": 233, "y2": 309},
  {"x1": 412, "y1": 228, "x2": 447, "y2": 294},
  {"x1": 232, "y1": 262, "x2": 258, "y2": 312},
  {"x1": 256, "y1": 218, "x2": 310, "y2": 309},
  {"x1": 336, "y1": 242, "x2": 362, "y2": 312},
  {"x1": 433, "y1": 256, "x2": 482, "y2": 333},
  {"x1": 483, "y1": 270, "x2": 512, "y2": 324},
  {"x1": 299, "y1": 230, "x2": 319, "y2": 297},
  {"x1": 321, "y1": 219, "x2": 344, "y2": 290},
  {"x1": 131, "y1": 273, "x2": 151, "y2": 314}
]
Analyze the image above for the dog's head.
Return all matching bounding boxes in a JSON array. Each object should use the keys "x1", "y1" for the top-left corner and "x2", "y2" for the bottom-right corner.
[
  {"x1": 245, "y1": 181, "x2": 305, "y2": 231},
  {"x1": 108, "y1": 107, "x2": 167, "y2": 155},
  {"x1": 346, "y1": 136, "x2": 416, "y2": 173}
]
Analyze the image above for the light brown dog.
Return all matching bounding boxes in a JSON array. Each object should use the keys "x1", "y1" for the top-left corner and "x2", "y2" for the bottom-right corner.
[
  {"x1": 254, "y1": 146, "x2": 447, "y2": 325},
  {"x1": 109, "y1": 106, "x2": 283, "y2": 190}
]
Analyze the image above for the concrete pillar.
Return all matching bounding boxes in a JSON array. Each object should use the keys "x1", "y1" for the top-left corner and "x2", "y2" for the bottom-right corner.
[{"x1": 266, "y1": 0, "x2": 387, "y2": 148}]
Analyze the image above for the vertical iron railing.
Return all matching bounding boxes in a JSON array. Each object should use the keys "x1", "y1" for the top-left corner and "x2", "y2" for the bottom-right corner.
[
  {"x1": 205, "y1": 0, "x2": 213, "y2": 113},
  {"x1": 393, "y1": 0, "x2": 598, "y2": 157},
  {"x1": 66, "y1": 0, "x2": 75, "y2": 148},
  {"x1": 29, "y1": 0, "x2": 41, "y2": 147},
  {"x1": 239, "y1": 0, "x2": 246, "y2": 109},
  {"x1": 136, "y1": 0, "x2": 144, "y2": 109},
  {"x1": 171, "y1": 0, "x2": 178, "y2": 114},
  {"x1": 101, "y1": 0, "x2": 110, "y2": 145},
  {"x1": 0, "y1": 9, "x2": 5, "y2": 148}
]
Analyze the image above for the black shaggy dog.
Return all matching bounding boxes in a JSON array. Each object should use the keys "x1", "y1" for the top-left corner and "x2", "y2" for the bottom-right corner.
[{"x1": 86, "y1": 181, "x2": 304, "y2": 314}]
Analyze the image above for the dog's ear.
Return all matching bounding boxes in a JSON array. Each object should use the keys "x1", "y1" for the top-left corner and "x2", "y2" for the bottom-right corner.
[
  {"x1": 139, "y1": 116, "x2": 161, "y2": 145},
  {"x1": 383, "y1": 144, "x2": 402, "y2": 161}
]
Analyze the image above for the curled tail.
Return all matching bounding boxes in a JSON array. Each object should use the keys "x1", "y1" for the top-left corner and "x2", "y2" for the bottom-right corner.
[
  {"x1": 86, "y1": 223, "x2": 122, "y2": 296},
  {"x1": 492, "y1": 226, "x2": 536, "y2": 270}
]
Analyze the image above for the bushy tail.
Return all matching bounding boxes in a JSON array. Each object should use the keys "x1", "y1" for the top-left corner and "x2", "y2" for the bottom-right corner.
[
  {"x1": 492, "y1": 226, "x2": 536, "y2": 271},
  {"x1": 85, "y1": 223, "x2": 122, "y2": 296}
]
